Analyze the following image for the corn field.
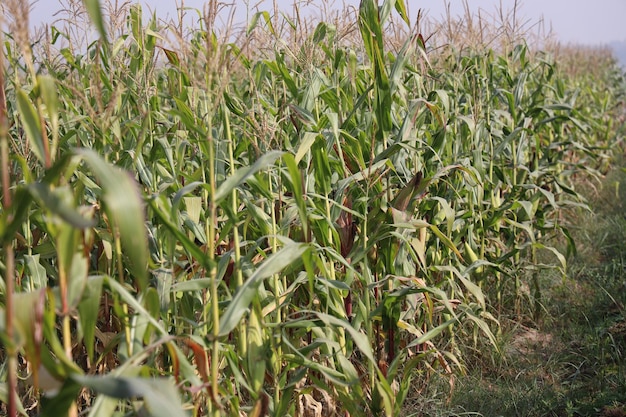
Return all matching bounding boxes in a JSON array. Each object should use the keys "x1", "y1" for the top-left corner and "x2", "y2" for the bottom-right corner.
[{"x1": 0, "y1": 0, "x2": 625, "y2": 416}]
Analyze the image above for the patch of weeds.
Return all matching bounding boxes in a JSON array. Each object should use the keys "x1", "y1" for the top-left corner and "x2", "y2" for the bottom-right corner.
[{"x1": 451, "y1": 375, "x2": 564, "y2": 417}]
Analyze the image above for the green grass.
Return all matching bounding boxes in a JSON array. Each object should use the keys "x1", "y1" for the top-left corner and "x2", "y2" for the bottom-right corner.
[{"x1": 0, "y1": 0, "x2": 625, "y2": 416}]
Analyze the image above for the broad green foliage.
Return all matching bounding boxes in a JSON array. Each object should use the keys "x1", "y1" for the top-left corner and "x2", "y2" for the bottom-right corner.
[{"x1": 0, "y1": 0, "x2": 624, "y2": 416}]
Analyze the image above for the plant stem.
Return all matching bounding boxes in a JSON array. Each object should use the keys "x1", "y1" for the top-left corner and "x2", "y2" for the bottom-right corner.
[
  {"x1": 270, "y1": 178, "x2": 282, "y2": 406},
  {"x1": 114, "y1": 230, "x2": 133, "y2": 357},
  {"x1": 206, "y1": 113, "x2": 220, "y2": 415},
  {"x1": 224, "y1": 104, "x2": 246, "y2": 353},
  {"x1": 0, "y1": 29, "x2": 17, "y2": 417}
]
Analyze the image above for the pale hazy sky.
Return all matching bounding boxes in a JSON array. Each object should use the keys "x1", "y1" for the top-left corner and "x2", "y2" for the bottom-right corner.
[{"x1": 21, "y1": 0, "x2": 626, "y2": 45}]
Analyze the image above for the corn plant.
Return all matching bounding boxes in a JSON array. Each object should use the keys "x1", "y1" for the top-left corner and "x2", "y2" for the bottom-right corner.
[{"x1": 1, "y1": 0, "x2": 624, "y2": 416}]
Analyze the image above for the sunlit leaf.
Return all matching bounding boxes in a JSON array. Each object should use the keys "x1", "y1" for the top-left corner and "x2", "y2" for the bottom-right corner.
[
  {"x1": 17, "y1": 89, "x2": 45, "y2": 165},
  {"x1": 215, "y1": 150, "x2": 284, "y2": 204},
  {"x1": 82, "y1": 0, "x2": 108, "y2": 41},
  {"x1": 219, "y1": 242, "x2": 308, "y2": 336},
  {"x1": 76, "y1": 149, "x2": 148, "y2": 290},
  {"x1": 72, "y1": 374, "x2": 186, "y2": 417},
  {"x1": 77, "y1": 276, "x2": 104, "y2": 362}
]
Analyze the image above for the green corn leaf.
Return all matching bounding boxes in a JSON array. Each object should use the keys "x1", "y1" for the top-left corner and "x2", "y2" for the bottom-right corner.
[
  {"x1": 246, "y1": 302, "x2": 267, "y2": 395},
  {"x1": 533, "y1": 243, "x2": 567, "y2": 272},
  {"x1": 72, "y1": 374, "x2": 186, "y2": 417},
  {"x1": 40, "y1": 378, "x2": 82, "y2": 417},
  {"x1": 37, "y1": 75, "x2": 59, "y2": 159},
  {"x1": 282, "y1": 339, "x2": 356, "y2": 386},
  {"x1": 311, "y1": 138, "x2": 332, "y2": 196},
  {"x1": 429, "y1": 223, "x2": 464, "y2": 261},
  {"x1": 464, "y1": 309, "x2": 499, "y2": 350},
  {"x1": 130, "y1": 4, "x2": 143, "y2": 48},
  {"x1": 77, "y1": 277, "x2": 104, "y2": 363},
  {"x1": 295, "y1": 132, "x2": 318, "y2": 164},
  {"x1": 312, "y1": 312, "x2": 376, "y2": 364},
  {"x1": 406, "y1": 317, "x2": 458, "y2": 348},
  {"x1": 393, "y1": 0, "x2": 410, "y2": 25},
  {"x1": 17, "y1": 89, "x2": 45, "y2": 165},
  {"x1": 24, "y1": 254, "x2": 48, "y2": 290},
  {"x1": 28, "y1": 183, "x2": 96, "y2": 229},
  {"x1": 0, "y1": 187, "x2": 32, "y2": 247},
  {"x1": 172, "y1": 181, "x2": 208, "y2": 215},
  {"x1": 283, "y1": 153, "x2": 309, "y2": 237},
  {"x1": 66, "y1": 251, "x2": 89, "y2": 310},
  {"x1": 219, "y1": 242, "x2": 308, "y2": 337},
  {"x1": 82, "y1": 0, "x2": 108, "y2": 41},
  {"x1": 76, "y1": 149, "x2": 148, "y2": 291},
  {"x1": 104, "y1": 279, "x2": 201, "y2": 386},
  {"x1": 170, "y1": 278, "x2": 213, "y2": 292},
  {"x1": 458, "y1": 273, "x2": 486, "y2": 309},
  {"x1": 215, "y1": 150, "x2": 284, "y2": 204},
  {"x1": 247, "y1": 11, "x2": 275, "y2": 36},
  {"x1": 147, "y1": 195, "x2": 210, "y2": 270},
  {"x1": 42, "y1": 295, "x2": 84, "y2": 377},
  {"x1": 105, "y1": 277, "x2": 167, "y2": 336},
  {"x1": 139, "y1": 287, "x2": 161, "y2": 345},
  {"x1": 12, "y1": 290, "x2": 46, "y2": 363}
]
